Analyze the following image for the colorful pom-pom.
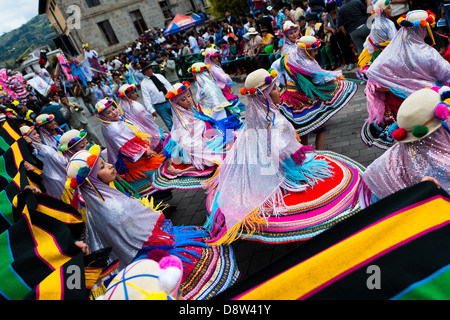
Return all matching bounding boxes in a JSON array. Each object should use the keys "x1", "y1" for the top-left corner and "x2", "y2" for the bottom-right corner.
[
  {"x1": 412, "y1": 125, "x2": 429, "y2": 138},
  {"x1": 239, "y1": 88, "x2": 248, "y2": 95},
  {"x1": 76, "y1": 175, "x2": 85, "y2": 185},
  {"x1": 86, "y1": 154, "x2": 97, "y2": 168},
  {"x1": 166, "y1": 91, "x2": 175, "y2": 99},
  {"x1": 435, "y1": 103, "x2": 450, "y2": 120},
  {"x1": 77, "y1": 166, "x2": 91, "y2": 179},
  {"x1": 249, "y1": 88, "x2": 257, "y2": 94},
  {"x1": 89, "y1": 144, "x2": 101, "y2": 156},
  {"x1": 70, "y1": 178, "x2": 78, "y2": 189},
  {"x1": 420, "y1": 20, "x2": 427, "y2": 27},
  {"x1": 392, "y1": 128, "x2": 407, "y2": 141},
  {"x1": 264, "y1": 76, "x2": 272, "y2": 84}
]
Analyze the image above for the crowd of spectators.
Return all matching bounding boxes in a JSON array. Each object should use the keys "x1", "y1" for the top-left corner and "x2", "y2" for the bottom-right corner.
[{"x1": 2, "y1": 0, "x2": 448, "y2": 132}]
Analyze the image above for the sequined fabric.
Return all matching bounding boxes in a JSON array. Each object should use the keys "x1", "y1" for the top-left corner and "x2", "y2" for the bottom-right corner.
[
  {"x1": 204, "y1": 55, "x2": 233, "y2": 90},
  {"x1": 169, "y1": 91, "x2": 225, "y2": 169},
  {"x1": 362, "y1": 120, "x2": 450, "y2": 200},
  {"x1": 364, "y1": 12, "x2": 397, "y2": 53},
  {"x1": 205, "y1": 81, "x2": 305, "y2": 232},
  {"x1": 193, "y1": 71, "x2": 230, "y2": 120},
  {"x1": 117, "y1": 99, "x2": 162, "y2": 150},
  {"x1": 31, "y1": 138, "x2": 67, "y2": 199},
  {"x1": 366, "y1": 27, "x2": 450, "y2": 96},
  {"x1": 79, "y1": 157, "x2": 163, "y2": 270}
]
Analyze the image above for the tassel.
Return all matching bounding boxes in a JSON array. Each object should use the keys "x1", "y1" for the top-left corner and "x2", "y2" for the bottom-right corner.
[
  {"x1": 206, "y1": 207, "x2": 267, "y2": 246},
  {"x1": 291, "y1": 145, "x2": 314, "y2": 165},
  {"x1": 114, "y1": 153, "x2": 128, "y2": 175}
]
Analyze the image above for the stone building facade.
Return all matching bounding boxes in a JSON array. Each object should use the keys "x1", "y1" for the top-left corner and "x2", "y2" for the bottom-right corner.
[{"x1": 39, "y1": 0, "x2": 205, "y2": 60}]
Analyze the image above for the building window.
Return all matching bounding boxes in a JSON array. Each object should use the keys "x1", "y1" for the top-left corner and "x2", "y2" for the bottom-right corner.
[
  {"x1": 159, "y1": 1, "x2": 172, "y2": 19},
  {"x1": 86, "y1": 0, "x2": 100, "y2": 8},
  {"x1": 129, "y1": 10, "x2": 148, "y2": 35},
  {"x1": 97, "y1": 20, "x2": 119, "y2": 46}
]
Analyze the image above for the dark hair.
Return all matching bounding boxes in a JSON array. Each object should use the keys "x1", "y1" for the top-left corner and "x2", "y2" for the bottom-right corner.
[{"x1": 326, "y1": 1, "x2": 337, "y2": 13}]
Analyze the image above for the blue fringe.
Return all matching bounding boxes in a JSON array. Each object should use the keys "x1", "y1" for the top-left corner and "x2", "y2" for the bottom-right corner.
[
  {"x1": 163, "y1": 138, "x2": 190, "y2": 163},
  {"x1": 282, "y1": 153, "x2": 334, "y2": 189},
  {"x1": 115, "y1": 153, "x2": 128, "y2": 175}
]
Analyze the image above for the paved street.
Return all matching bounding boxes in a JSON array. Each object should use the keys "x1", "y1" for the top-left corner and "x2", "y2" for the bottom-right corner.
[{"x1": 80, "y1": 75, "x2": 385, "y2": 284}]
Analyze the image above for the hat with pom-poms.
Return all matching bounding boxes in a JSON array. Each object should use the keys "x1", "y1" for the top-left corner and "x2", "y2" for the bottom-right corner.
[
  {"x1": 240, "y1": 68, "x2": 278, "y2": 95},
  {"x1": 390, "y1": 87, "x2": 448, "y2": 143},
  {"x1": 66, "y1": 144, "x2": 102, "y2": 191},
  {"x1": 58, "y1": 129, "x2": 88, "y2": 153},
  {"x1": 165, "y1": 81, "x2": 191, "y2": 100}
]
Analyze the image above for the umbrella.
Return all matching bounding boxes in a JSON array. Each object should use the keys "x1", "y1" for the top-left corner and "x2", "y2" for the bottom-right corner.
[{"x1": 163, "y1": 14, "x2": 204, "y2": 37}]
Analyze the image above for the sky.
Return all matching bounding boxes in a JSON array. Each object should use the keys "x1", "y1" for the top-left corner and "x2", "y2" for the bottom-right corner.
[{"x1": 0, "y1": 0, "x2": 39, "y2": 36}]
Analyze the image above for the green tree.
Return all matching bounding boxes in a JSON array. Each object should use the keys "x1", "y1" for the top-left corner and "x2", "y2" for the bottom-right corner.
[{"x1": 207, "y1": 0, "x2": 250, "y2": 19}]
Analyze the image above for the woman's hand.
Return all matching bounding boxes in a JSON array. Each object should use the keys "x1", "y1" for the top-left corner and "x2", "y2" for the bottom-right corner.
[
  {"x1": 75, "y1": 241, "x2": 90, "y2": 256},
  {"x1": 146, "y1": 148, "x2": 157, "y2": 157},
  {"x1": 421, "y1": 176, "x2": 441, "y2": 189}
]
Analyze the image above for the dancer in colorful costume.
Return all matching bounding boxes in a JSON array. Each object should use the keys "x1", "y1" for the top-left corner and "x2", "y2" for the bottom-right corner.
[
  {"x1": 20, "y1": 125, "x2": 67, "y2": 199},
  {"x1": 356, "y1": 0, "x2": 396, "y2": 81},
  {"x1": 280, "y1": 21, "x2": 301, "y2": 56},
  {"x1": 67, "y1": 146, "x2": 240, "y2": 300},
  {"x1": 203, "y1": 69, "x2": 365, "y2": 245},
  {"x1": 188, "y1": 62, "x2": 243, "y2": 132},
  {"x1": 116, "y1": 83, "x2": 168, "y2": 151},
  {"x1": 361, "y1": 9, "x2": 450, "y2": 150},
  {"x1": 152, "y1": 82, "x2": 229, "y2": 191},
  {"x1": 357, "y1": 86, "x2": 450, "y2": 209},
  {"x1": 95, "y1": 98, "x2": 165, "y2": 197},
  {"x1": 273, "y1": 35, "x2": 357, "y2": 150},
  {"x1": 202, "y1": 47, "x2": 245, "y2": 113},
  {"x1": 34, "y1": 113, "x2": 65, "y2": 149}
]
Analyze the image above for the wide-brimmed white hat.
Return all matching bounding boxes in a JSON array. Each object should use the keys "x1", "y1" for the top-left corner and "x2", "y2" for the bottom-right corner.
[
  {"x1": 390, "y1": 87, "x2": 450, "y2": 143},
  {"x1": 247, "y1": 27, "x2": 259, "y2": 35},
  {"x1": 240, "y1": 68, "x2": 278, "y2": 95},
  {"x1": 58, "y1": 129, "x2": 88, "y2": 153}
]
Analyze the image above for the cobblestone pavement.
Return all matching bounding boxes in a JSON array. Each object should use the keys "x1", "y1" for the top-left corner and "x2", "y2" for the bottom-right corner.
[{"x1": 81, "y1": 74, "x2": 385, "y2": 284}]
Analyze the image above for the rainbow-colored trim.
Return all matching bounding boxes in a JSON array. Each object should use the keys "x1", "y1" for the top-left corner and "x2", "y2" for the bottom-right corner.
[
  {"x1": 165, "y1": 81, "x2": 191, "y2": 99},
  {"x1": 34, "y1": 115, "x2": 54, "y2": 127},
  {"x1": 58, "y1": 130, "x2": 87, "y2": 153}
]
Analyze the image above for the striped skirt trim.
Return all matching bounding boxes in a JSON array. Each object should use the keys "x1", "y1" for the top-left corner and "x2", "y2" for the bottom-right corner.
[{"x1": 279, "y1": 80, "x2": 357, "y2": 136}]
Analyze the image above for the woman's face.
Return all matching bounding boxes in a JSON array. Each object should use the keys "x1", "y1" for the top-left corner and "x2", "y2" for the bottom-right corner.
[
  {"x1": 97, "y1": 157, "x2": 116, "y2": 184},
  {"x1": 269, "y1": 84, "x2": 281, "y2": 105},
  {"x1": 127, "y1": 89, "x2": 138, "y2": 101},
  {"x1": 30, "y1": 129, "x2": 41, "y2": 143},
  {"x1": 44, "y1": 120, "x2": 58, "y2": 132},
  {"x1": 384, "y1": 5, "x2": 392, "y2": 18},
  {"x1": 177, "y1": 91, "x2": 193, "y2": 110},
  {"x1": 72, "y1": 138, "x2": 88, "y2": 153},
  {"x1": 211, "y1": 55, "x2": 219, "y2": 64},
  {"x1": 101, "y1": 105, "x2": 120, "y2": 121},
  {"x1": 287, "y1": 29, "x2": 299, "y2": 43}
]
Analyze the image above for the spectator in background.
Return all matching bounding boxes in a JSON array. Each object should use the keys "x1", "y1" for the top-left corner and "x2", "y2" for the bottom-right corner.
[
  {"x1": 225, "y1": 10, "x2": 238, "y2": 25},
  {"x1": 292, "y1": 0, "x2": 306, "y2": 21},
  {"x1": 337, "y1": 0, "x2": 370, "y2": 56},
  {"x1": 388, "y1": 0, "x2": 409, "y2": 27},
  {"x1": 94, "y1": 77, "x2": 115, "y2": 102},
  {"x1": 256, "y1": 10, "x2": 274, "y2": 35},
  {"x1": 298, "y1": 15, "x2": 307, "y2": 35},
  {"x1": 272, "y1": 6, "x2": 287, "y2": 29},
  {"x1": 248, "y1": 27, "x2": 263, "y2": 70},
  {"x1": 40, "y1": 95, "x2": 70, "y2": 132},
  {"x1": 188, "y1": 32, "x2": 200, "y2": 53},
  {"x1": 160, "y1": 52, "x2": 179, "y2": 85},
  {"x1": 140, "y1": 62, "x2": 173, "y2": 131},
  {"x1": 305, "y1": 13, "x2": 322, "y2": 37},
  {"x1": 327, "y1": 0, "x2": 355, "y2": 71}
]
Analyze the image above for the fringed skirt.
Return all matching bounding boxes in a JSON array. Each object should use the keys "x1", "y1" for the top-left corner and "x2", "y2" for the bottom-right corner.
[
  {"x1": 152, "y1": 159, "x2": 218, "y2": 190},
  {"x1": 278, "y1": 80, "x2": 357, "y2": 136},
  {"x1": 205, "y1": 150, "x2": 366, "y2": 244},
  {"x1": 134, "y1": 220, "x2": 240, "y2": 300},
  {"x1": 121, "y1": 154, "x2": 166, "y2": 197}
]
